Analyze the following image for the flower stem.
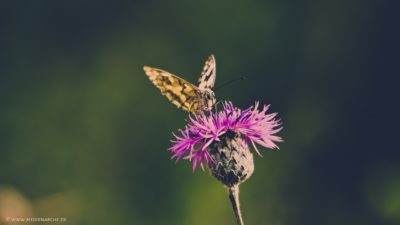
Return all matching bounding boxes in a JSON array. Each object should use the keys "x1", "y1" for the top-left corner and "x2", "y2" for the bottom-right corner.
[{"x1": 228, "y1": 185, "x2": 244, "y2": 225}]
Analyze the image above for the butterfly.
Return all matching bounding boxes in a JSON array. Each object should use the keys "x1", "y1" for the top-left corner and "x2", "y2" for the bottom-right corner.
[{"x1": 144, "y1": 54, "x2": 217, "y2": 113}]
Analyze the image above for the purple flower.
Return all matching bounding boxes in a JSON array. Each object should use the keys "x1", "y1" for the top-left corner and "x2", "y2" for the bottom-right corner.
[{"x1": 169, "y1": 101, "x2": 283, "y2": 171}]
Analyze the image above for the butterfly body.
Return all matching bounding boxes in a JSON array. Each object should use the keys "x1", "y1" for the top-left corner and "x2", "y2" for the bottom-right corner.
[{"x1": 144, "y1": 55, "x2": 217, "y2": 113}]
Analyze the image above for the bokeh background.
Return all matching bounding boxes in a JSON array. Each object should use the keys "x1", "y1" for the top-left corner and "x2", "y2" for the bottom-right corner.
[{"x1": 1, "y1": 1, "x2": 399, "y2": 225}]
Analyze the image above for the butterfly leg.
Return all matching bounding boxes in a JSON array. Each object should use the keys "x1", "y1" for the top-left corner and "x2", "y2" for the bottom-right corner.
[{"x1": 213, "y1": 100, "x2": 223, "y2": 113}]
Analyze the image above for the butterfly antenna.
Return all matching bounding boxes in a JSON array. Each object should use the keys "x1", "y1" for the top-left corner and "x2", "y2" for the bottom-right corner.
[{"x1": 214, "y1": 76, "x2": 247, "y2": 92}]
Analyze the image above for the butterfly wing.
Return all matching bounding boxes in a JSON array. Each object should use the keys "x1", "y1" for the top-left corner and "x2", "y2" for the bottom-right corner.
[
  {"x1": 144, "y1": 66, "x2": 203, "y2": 112},
  {"x1": 198, "y1": 54, "x2": 216, "y2": 90}
]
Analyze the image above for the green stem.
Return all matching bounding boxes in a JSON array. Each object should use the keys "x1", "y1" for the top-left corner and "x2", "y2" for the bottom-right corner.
[{"x1": 228, "y1": 185, "x2": 244, "y2": 225}]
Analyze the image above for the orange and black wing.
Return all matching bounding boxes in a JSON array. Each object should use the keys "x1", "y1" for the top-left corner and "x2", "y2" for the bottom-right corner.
[{"x1": 144, "y1": 66, "x2": 203, "y2": 112}]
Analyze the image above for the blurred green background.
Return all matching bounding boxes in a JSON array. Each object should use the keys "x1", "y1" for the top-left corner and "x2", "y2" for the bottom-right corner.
[{"x1": 1, "y1": 1, "x2": 399, "y2": 225}]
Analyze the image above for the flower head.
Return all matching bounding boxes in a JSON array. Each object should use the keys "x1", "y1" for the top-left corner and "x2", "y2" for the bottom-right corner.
[{"x1": 169, "y1": 101, "x2": 283, "y2": 171}]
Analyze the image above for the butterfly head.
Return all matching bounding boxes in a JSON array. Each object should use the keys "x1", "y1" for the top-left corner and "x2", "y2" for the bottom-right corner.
[{"x1": 201, "y1": 88, "x2": 216, "y2": 111}]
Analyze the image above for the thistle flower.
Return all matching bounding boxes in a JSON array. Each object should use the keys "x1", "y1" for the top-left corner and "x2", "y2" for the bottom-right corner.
[
  {"x1": 169, "y1": 101, "x2": 283, "y2": 225},
  {"x1": 169, "y1": 101, "x2": 283, "y2": 172}
]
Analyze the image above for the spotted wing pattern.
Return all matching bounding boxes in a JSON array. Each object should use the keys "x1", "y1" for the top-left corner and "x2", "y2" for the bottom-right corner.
[
  {"x1": 198, "y1": 54, "x2": 216, "y2": 90},
  {"x1": 143, "y1": 66, "x2": 203, "y2": 112}
]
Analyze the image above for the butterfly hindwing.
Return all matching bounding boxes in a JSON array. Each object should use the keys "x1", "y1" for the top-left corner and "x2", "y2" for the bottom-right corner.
[
  {"x1": 143, "y1": 66, "x2": 202, "y2": 112},
  {"x1": 198, "y1": 54, "x2": 216, "y2": 90}
]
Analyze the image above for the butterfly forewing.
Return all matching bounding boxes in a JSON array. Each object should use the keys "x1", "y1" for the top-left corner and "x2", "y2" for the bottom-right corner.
[
  {"x1": 143, "y1": 66, "x2": 203, "y2": 112},
  {"x1": 198, "y1": 55, "x2": 216, "y2": 90}
]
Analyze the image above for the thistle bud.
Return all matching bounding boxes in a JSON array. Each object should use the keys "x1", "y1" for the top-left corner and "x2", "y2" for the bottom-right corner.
[{"x1": 207, "y1": 131, "x2": 254, "y2": 187}]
